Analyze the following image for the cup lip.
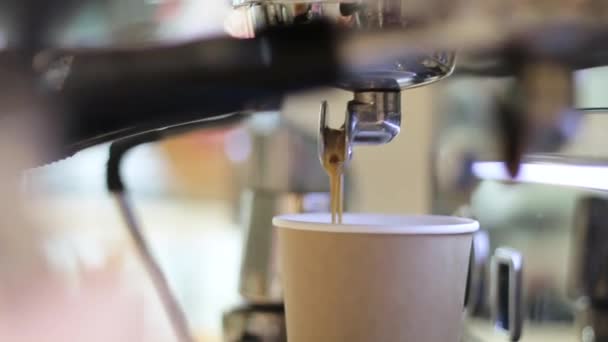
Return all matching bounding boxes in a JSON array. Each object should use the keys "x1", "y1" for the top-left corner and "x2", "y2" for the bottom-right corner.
[{"x1": 273, "y1": 213, "x2": 479, "y2": 235}]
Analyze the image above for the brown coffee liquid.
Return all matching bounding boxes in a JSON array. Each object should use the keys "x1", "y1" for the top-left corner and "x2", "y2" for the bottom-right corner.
[{"x1": 321, "y1": 127, "x2": 346, "y2": 224}]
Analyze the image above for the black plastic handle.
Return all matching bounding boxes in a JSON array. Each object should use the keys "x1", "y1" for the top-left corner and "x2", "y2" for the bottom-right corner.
[{"x1": 43, "y1": 21, "x2": 340, "y2": 158}]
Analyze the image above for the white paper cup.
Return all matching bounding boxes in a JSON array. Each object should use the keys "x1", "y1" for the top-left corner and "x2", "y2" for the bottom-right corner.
[{"x1": 273, "y1": 213, "x2": 479, "y2": 342}]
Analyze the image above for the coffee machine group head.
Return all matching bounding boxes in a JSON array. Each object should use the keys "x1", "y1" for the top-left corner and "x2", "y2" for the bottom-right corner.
[{"x1": 232, "y1": 0, "x2": 456, "y2": 159}]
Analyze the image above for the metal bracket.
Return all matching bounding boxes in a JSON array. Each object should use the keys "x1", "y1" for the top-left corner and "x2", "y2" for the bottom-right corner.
[{"x1": 491, "y1": 247, "x2": 524, "y2": 341}]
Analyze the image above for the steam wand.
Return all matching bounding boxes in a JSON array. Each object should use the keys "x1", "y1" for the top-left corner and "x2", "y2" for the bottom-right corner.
[
  {"x1": 107, "y1": 132, "x2": 194, "y2": 342},
  {"x1": 105, "y1": 113, "x2": 244, "y2": 342}
]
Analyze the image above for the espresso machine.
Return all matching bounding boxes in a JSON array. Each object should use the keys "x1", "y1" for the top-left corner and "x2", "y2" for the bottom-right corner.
[{"x1": 4, "y1": 0, "x2": 608, "y2": 341}]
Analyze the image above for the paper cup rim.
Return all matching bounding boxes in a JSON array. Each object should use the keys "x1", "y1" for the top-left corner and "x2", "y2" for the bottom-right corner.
[{"x1": 273, "y1": 213, "x2": 479, "y2": 234}]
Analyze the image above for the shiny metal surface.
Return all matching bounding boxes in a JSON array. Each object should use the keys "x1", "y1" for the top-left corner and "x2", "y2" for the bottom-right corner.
[
  {"x1": 318, "y1": 100, "x2": 351, "y2": 165},
  {"x1": 21, "y1": 0, "x2": 608, "y2": 162},
  {"x1": 347, "y1": 90, "x2": 401, "y2": 145},
  {"x1": 233, "y1": 0, "x2": 456, "y2": 92},
  {"x1": 318, "y1": 90, "x2": 401, "y2": 164},
  {"x1": 7, "y1": 0, "x2": 608, "y2": 51}
]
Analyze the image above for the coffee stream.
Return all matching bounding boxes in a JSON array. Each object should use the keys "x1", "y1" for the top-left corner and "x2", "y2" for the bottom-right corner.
[{"x1": 320, "y1": 127, "x2": 346, "y2": 224}]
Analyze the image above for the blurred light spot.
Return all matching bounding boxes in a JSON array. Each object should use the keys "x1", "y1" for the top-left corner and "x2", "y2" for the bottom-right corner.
[
  {"x1": 558, "y1": 109, "x2": 582, "y2": 140},
  {"x1": 582, "y1": 326, "x2": 595, "y2": 342},
  {"x1": 224, "y1": 8, "x2": 254, "y2": 38},
  {"x1": 302, "y1": 192, "x2": 330, "y2": 212},
  {"x1": 124, "y1": 143, "x2": 172, "y2": 193},
  {"x1": 224, "y1": 128, "x2": 252, "y2": 163},
  {"x1": 248, "y1": 111, "x2": 281, "y2": 135},
  {"x1": 473, "y1": 230, "x2": 489, "y2": 265},
  {"x1": 71, "y1": 235, "x2": 106, "y2": 270},
  {"x1": 473, "y1": 161, "x2": 608, "y2": 191},
  {"x1": 44, "y1": 238, "x2": 79, "y2": 275}
]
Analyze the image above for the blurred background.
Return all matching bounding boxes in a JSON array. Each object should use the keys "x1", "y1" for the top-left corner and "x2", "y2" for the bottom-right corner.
[
  {"x1": 5, "y1": 0, "x2": 608, "y2": 341},
  {"x1": 21, "y1": 84, "x2": 436, "y2": 341},
  {"x1": 9, "y1": 1, "x2": 436, "y2": 340}
]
